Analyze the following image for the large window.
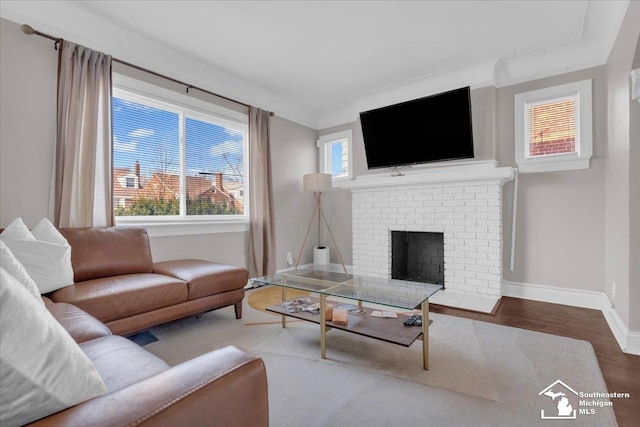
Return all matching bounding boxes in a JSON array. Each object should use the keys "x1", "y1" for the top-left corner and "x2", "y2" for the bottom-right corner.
[
  {"x1": 112, "y1": 76, "x2": 249, "y2": 233},
  {"x1": 514, "y1": 79, "x2": 592, "y2": 173}
]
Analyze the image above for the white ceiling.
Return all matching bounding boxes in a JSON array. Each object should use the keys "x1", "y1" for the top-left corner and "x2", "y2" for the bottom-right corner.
[{"x1": 0, "y1": 1, "x2": 631, "y2": 129}]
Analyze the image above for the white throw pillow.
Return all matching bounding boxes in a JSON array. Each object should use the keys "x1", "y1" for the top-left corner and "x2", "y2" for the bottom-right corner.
[
  {"x1": 0, "y1": 241, "x2": 43, "y2": 304},
  {"x1": 0, "y1": 268, "x2": 107, "y2": 426},
  {"x1": 0, "y1": 217, "x2": 33, "y2": 242},
  {"x1": 31, "y1": 217, "x2": 70, "y2": 246},
  {"x1": 0, "y1": 218, "x2": 74, "y2": 293}
]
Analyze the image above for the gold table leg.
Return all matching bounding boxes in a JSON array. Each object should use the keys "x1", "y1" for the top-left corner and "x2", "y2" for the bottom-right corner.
[
  {"x1": 281, "y1": 286, "x2": 287, "y2": 328},
  {"x1": 422, "y1": 300, "x2": 429, "y2": 370},
  {"x1": 320, "y1": 294, "x2": 326, "y2": 359}
]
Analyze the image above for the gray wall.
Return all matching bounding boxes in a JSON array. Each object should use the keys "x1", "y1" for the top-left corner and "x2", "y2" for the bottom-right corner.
[
  {"x1": 270, "y1": 116, "x2": 321, "y2": 269},
  {"x1": 497, "y1": 67, "x2": 607, "y2": 293},
  {"x1": 604, "y1": 2, "x2": 640, "y2": 331},
  {"x1": 317, "y1": 123, "x2": 355, "y2": 266},
  {"x1": 0, "y1": 18, "x2": 318, "y2": 272},
  {"x1": 0, "y1": 18, "x2": 57, "y2": 227},
  {"x1": 630, "y1": 34, "x2": 640, "y2": 332}
]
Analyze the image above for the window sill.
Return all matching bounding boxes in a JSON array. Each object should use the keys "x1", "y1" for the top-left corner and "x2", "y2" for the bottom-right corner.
[
  {"x1": 516, "y1": 157, "x2": 590, "y2": 174},
  {"x1": 114, "y1": 217, "x2": 249, "y2": 237}
]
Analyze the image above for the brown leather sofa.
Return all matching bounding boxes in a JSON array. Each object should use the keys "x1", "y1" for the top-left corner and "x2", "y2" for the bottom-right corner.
[
  {"x1": 27, "y1": 298, "x2": 268, "y2": 426},
  {"x1": 49, "y1": 227, "x2": 249, "y2": 336}
]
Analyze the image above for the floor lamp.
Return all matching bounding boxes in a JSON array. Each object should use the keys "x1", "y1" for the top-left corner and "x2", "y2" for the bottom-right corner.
[{"x1": 295, "y1": 173, "x2": 347, "y2": 273}]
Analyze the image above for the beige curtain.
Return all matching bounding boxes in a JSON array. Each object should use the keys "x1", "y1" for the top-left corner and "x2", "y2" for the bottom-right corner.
[
  {"x1": 248, "y1": 107, "x2": 276, "y2": 277},
  {"x1": 51, "y1": 40, "x2": 113, "y2": 227}
]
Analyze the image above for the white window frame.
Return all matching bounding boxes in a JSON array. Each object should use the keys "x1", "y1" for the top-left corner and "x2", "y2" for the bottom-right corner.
[
  {"x1": 318, "y1": 129, "x2": 353, "y2": 181},
  {"x1": 112, "y1": 74, "x2": 250, "y2": 237},
  {"x1": 632, "y1": 69, "x2": 640, "y2": 102},
  {"x1": 514, "y1": 79, "x2": 592, "y2": 173}
]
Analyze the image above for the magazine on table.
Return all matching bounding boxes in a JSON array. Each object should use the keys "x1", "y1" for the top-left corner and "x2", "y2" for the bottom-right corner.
[{"x1": 283, "y1": 297, "x2": 320, "y2": 314}]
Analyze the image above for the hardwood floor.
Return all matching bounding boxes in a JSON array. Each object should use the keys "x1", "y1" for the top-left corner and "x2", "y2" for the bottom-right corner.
[{"x1": 430, "y1": 297, "x2": 640, "y2": 427}]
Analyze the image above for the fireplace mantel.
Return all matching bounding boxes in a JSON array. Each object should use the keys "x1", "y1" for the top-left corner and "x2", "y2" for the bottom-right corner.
[{"x1": 336, "y1": 161, "x2": 515, "y2": 192}]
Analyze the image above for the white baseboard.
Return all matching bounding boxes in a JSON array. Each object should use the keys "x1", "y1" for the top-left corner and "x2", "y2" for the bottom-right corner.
[
  {"x1": 502, "y1": 280, "x2": 608, "y2": 310},
  {"x1": 275, "y1": 263, "x2": 351, "y2": 275},
  {"x1": 503, "y1": 280, "x2": 639, "y2": 356},
  {"x1": 627, "y1": 330, "x2": 640, "y2": 355}
]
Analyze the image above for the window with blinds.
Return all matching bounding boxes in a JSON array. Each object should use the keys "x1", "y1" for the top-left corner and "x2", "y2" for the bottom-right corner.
[
  {"x1": 526, "y1": 96, "x2": 576, "y2": 157},
  {"x1": 514, "y1": 79, "x2": 592, "y2": 173},
  {"x1": 112, "y1": 88, "x2": 248, "y2": 219}
]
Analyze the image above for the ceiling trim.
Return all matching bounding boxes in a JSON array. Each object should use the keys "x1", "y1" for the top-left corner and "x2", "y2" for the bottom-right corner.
[{"x1": 1, "y1": 1, "x2": 631, "y2": 131}]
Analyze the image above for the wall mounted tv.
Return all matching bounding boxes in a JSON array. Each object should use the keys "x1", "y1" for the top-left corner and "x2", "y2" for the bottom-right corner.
[{"x1": 359, "y1": 86, "x2": 474, "y2": 170}]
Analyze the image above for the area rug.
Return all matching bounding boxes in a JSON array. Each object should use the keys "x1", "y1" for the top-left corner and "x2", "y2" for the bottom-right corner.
[{"x1": 142, "y1": 289, "x2": 617, "y2": 426}]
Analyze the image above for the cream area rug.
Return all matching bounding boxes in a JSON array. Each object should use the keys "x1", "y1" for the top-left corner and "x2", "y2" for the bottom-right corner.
[{"x1": 142, "y1": 287, "x2": 617, "y2": 427}]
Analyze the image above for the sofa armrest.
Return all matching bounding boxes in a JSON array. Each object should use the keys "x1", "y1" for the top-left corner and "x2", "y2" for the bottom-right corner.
[{"x1": 27, "y1": 346, "x2": 268, "y2": 427}]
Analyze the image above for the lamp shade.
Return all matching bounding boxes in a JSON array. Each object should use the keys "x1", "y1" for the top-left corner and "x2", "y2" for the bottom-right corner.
[{"x1": 303, "y1": 173, "x2": 332, "y2": 192}]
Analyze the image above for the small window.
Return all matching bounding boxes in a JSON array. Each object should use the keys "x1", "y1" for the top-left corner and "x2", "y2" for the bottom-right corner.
[
  {"x1": 125, "y1": 177, "x2": 136, "y2": 188},
  {"x1": 318, "y1": 130, "x2": 352, "y2": 181},
  {"x1": 515, "y1": 79, "x2": 592, "y2": 173}
]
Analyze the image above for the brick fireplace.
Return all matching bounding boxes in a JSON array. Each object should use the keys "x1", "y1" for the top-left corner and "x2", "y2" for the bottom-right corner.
[{"x1": 340, "y1": 162, "x2": 514, "y2": 311}]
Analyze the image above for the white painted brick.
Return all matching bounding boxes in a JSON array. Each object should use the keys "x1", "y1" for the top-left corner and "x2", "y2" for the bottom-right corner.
[
  {"x1": 465, "y1": 186, "x2": 488, "y2": 193},
  {"x1": 352, "y1": 180, "x2": 504, "y2": 297},
  {"x1": 477, "y1": 206, "x2": 501, "y2": 214},
  {"x1": 466, "y1": 239, "x2": 489, "y2": 247},
  {"x1": 466, "y1": 200, "x2": 488, "y2": 208},
  {"x1": 454, "y1": 232, "x2": 475, "y2": 239},
  {"x1": 455, "y1": 270, "x2": 476, "y2": 279},
  {"x1": 467, "y1": 213, "x2": 488, "y2": 220},
  {"x1": 477, "y1": 246, "x2": 501, "y2": 254},
  {"x1": 487, "y1": 254, "x2": 501, "y2": 263}
]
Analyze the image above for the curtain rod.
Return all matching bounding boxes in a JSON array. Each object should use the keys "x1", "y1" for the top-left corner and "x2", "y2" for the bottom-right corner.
[{"x1": 21, "y1": 24, "x2": 274, "y2": 117}]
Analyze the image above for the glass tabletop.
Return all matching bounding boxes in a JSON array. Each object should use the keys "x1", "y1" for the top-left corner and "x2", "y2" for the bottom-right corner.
[{"x1": 250, "y1": 268, "x2": 443, "y2": 310}]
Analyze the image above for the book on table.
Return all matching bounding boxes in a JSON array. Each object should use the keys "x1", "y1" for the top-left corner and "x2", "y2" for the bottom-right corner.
[{"x1": 370, "y1": 310, "x2": 398, "y2": 318}]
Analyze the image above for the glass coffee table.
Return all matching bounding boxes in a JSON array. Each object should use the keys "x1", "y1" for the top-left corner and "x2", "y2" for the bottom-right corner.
[{"x1": 250, "y1": 269, "x2": 443, "y2": 370}]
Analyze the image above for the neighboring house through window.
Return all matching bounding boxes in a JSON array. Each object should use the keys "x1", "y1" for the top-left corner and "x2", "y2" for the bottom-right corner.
[
  {"x1": 112, "y1": 74, "x2": 249, "y2": 234},
  {"x1": 514, "y1": 79, "x2": 592, "y2": 173},
  {"x1": 318, "y1": 129, "x2": 352, "y2": 181}
]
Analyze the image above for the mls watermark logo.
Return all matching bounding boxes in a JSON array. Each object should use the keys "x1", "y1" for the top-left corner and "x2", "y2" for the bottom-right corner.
[{"x1": 539, "y1": 380, "x2": 578, "y2": 420}]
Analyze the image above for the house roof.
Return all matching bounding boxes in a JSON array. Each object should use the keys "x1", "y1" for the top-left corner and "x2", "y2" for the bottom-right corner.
[{"x1": 113, "y1": 167, "x2": 141, "y2": 200}]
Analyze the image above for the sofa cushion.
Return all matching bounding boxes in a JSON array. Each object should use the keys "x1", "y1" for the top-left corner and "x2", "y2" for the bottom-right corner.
[
  {"x1": 0, "y1": 217, "x2": 74, "y2": 293},
  {"x1": 79, "y1": 335, "x2": 170, "y2": 393},
  {"x1": 154, "y1": 259, "x2": 249, "y2": 300},
  {"x1": 0, "y1": 268, "x2": 107, "y2": 427},
  {"x1": 58, "y1": 227, "x2": 154, "y2": 282},
  {"x1": 47, "y1": 301, "x2": 112, "y2": 343},
  {"x1": 51, "y1": 273, "x2": 188, "y2": 323}
]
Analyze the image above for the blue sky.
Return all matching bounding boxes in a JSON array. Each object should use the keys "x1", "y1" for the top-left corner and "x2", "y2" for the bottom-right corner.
[
  {"x1": 330, "y1": 142, "x2": 343, "y2": 176},
  {"x1": 112, "y1": 97, "x2": 244, "y2": 182}
]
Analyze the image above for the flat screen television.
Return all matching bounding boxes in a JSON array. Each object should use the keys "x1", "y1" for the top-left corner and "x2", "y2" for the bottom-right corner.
[{"x1": 359, "y1": 86, "x2": 474, "y2": 170}]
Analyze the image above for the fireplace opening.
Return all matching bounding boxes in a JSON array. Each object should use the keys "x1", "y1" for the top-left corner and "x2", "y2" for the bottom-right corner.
[{"x1": 391, "y1": 231, "x2": 444, "y2": 286}]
